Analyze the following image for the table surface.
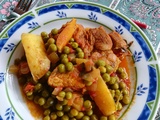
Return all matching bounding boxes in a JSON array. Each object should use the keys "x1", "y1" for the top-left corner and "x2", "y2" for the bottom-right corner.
[{"x1": 0, "y1": 0, "x2": 160, "y2": 120}]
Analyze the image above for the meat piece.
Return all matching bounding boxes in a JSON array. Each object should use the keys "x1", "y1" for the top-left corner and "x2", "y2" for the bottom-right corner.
[
  {"x1": 89, "y1": 26, "x2": 113, "y2": 51},
  {"x1": 73, "y1": 24, "x2": 95, "y2": 58},
  {"x1": 90, "y1": 50, "x2": 121, "y2": 71},
  {"x1": 109, "y1": 31, "x2": 132, "y2": 60},
  {"x1": 73, "y1": 24, "x2": 86, "y2": 48},
  {"x1": 109, "y1": 31, "x2": 128, "y2": 49},
  {"x1": 48, "y1": 67, "x2": 85, "y2": 90}
]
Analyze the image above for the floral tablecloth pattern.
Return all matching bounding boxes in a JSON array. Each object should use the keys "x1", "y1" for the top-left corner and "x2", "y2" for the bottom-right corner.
[{"x1": 0, "y1": 0, "x2": 160, "y2": 120}]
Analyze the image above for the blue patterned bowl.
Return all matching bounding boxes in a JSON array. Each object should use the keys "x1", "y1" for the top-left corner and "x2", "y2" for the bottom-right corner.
[{"x1": 0, "y1": 1, "x2": 159, "y2": 120}]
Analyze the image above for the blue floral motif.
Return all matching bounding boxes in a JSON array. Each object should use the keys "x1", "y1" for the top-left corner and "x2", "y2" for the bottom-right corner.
[
  {"x1": 0, "y1": 73, "x2": 5, "y2": 84},
  {"x1": 0, "y1": 115, "x2": 3, "y2": 120},
  {"x1": 88, "y1": 12, "x2": 97, "y2": 21},
  {"x1": 56, "y1": 11, "x2": 67, "y2": 18},
  {"x1": 3, "y1": 43, "x2": 16, "y2": 53},
  {"x1": 28, "y1": 22, "x2": 40, "y2": 29},
  {"x1": 115, "y1": 25, "x2": 123, "y2": 35},
  {"x1": 5, "y1": 108, "x2": 15, "y2": 120},
  {"x1": 133, "y1": 51, "x2": 143, "y2": 62},
  {"x1": 136, "y1": 84, "x2": 148, "y2": 96}
]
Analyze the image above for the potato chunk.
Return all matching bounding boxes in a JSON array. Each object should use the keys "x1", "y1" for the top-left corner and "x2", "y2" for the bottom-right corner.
[
  {"x1": 21, "y1": 33, "x2": 50, "y2": 81},
  {"x1": 87, "y1": 69, "x2": 116, "y2": 116}
]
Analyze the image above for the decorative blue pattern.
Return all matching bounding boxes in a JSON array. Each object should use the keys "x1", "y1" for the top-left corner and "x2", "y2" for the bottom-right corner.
[
  {"x1": 0, "y1": 115, "x2": 3, "y2": 120},
  {"x1": 56, "y1": 11, "x2": 67, "y2": 18},
  {"x1": 115, "y1": 25, "x2": 123, "y2": 35},
  {"x1": 4, "y1": 108, "x2": 14, "y2": 120},
  {"x1": 133, "y1": 51, "x2": 143, "y2": 62},
  {"x1": 0, "y1": 15, "x2": 34, "y2": 52},
  {"x1": 37, "y1": 5, "x2": 68, "y2": 16},
  {"x1": 71, "y1": 4, "x2": 101, "y2": 13},
  {"x1": 28, "y1": 22, "x2": 40, "y2": 29},
  {"x1": 138, "y1": 105, "x2": 150, "y2": 120},
  {"x1": 3, "y1": 43, "x2": 15, "y2": 53},
  {"x1": 88, "y1": 12, "x2": 97, "y2": 21},
  {"x1": 0, "y1": 73, "x2": 5, "y2": 84},
  {"x1": 131, "y1": 32, "x2": 152, "y2": 61},
  {"x1": 146, "y1": 65, "x2": 157, "y2": 102},
  {"x1": 138, "y1": 65, "x2": 157, "y2": 119},
  {"x1": 136, "y1": 84, "x2": 148, "y2": 96}
]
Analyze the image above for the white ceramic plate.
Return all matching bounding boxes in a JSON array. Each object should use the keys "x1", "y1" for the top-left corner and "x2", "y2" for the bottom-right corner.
[{"x1": 0, "y1": 1, "x2": 160, "y2": 120}]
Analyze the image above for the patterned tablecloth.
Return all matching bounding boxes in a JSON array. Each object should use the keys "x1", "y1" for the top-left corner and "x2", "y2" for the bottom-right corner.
[{"x1": 0, "y1": 0, "x2": 160, "y2": 119}]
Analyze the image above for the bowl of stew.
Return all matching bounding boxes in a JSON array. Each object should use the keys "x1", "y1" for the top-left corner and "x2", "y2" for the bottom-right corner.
[{"x1": 0, "y1": 1, "x2": 159, "y2": 120}]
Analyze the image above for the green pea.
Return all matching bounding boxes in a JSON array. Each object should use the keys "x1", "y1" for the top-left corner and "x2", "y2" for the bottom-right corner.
[
  {"x1": 122, "y1": 88, "x2": 129, "y2": 95},
  {"x1": 116, "y1": 102, "x2": 122, "y2": 111},
  {"x1": 61, "y1": 57, "x2": 69, "y2": 64},
  {"x1": 65, "y1": 91, "x2": 73, "y2": 99},
  {"x1": 110, "y1": 90, "x2": 115, "y2": 98},
  {"x1": 77, "y1": 52, "x2": 84, "y2": 58},
  {"x1": 108, "y1": 77, "x2": 118, "y2": 85},
  {"x1": 100, "y1": 116, "x2": 108, "y2": 120},
  {"x1": 27, "y1": 95, "x2": 34, "y2": 100},
  {"x1": 50, "y1": 112, "x2": 57, "y2": 120},
  {"x1": 72, "y1": 42, "x2": 79, "y2": 48},
  {"x1": 120, "y1": 72, "x2": 127, "y2": 79},
  {"x1": 65, "y1": 62, "x2": 73, "y2": 71},
  {"x1": 47, "y1": 44, "x2": 57, "y2": 53},
  {"x1": 63, "y1": 105, "x2": 71, "y2": 112},
  {"x1": 84, "y1": 80, "x2": 93, "y2": 86},
  {"x1": 58, "y1": 91, "x2": 66, "y2": 98},
  {"x1": 119, "y1": 82, "x2": 126, "y2": 89},
  {"x1": 68, "y1": 112, "x2": 74, "y2": 118},
  {"x1": 116, "y1": 67, "x2": 124, "y2": 74},
  {"x1": 61, "y1": 115, "x2": 69, "y2": 120},
  {"x1": 60, "y1": 54, "x2": 68, "y2": 60},
  {"x1": 34, "y1": 83, "x2": 42, "y2": 92},
  {"x1": 70, "y1": 38, "x2": 74, "y2": 42},
  {"x1": 105, "y1": 65, "x2": 114, "y2": 73},
  {"x1": 122, "y1": 95, "x2": 130, "y2": 104},
  {"x1": 90, "y1": 114, "x2": 98, "y2": 120},
  {"x1": 99, "y1": 66, "x2": 107, "y2": 74},
  {"x1": 46, "y1": 97, "x2": 54, "y2": 106},
  {"x1": 115, "y1": 90, "x2": 121, "y2": 96},
  {"x1": 34, "y1": 95, "x2": 40, "y2": 104},
  {"x1": 76, "y1": 48, "x2": 82, "y2": 52},
  {"x1": 96, "y1": 60, "x2": 106, "y2": 67},
  {"x1": 56, "y1": 103, "x2": 63, "y2": 111},
  {"x1": 82, "y1": 116, "x2": 90, "y2": 120},
  {"x1": 44, "y1": 109, "x2": 51, "y2": 116},
  {"x1": 70, "y1": 108, "x2": 78, "y2": 116},
  {"x1": 102, "y1": 73, "x2": 110, "y2": 82},
  {"x1": 76, "y1": 112, "x2": 84, "y2": 119},
  {"x1": 111, "y1": 83, "x2": 119, "y2": 90},
  {"x1": 58, "y1": 64, "x2": 66, "y2": 73},
  {"x1": 47, "y1": 38, "x2": 55, "y2": 45},
  {"x1": 56, "y1": 111, "x2": 64, "y2": 117},
  {"x1": 44, "y1": 71, "x2": 51, "y2": 80},
  {"x1": 83, "y1": 100, "x2": 92, "y2": 109},
  {"x1": 86, "y1": 109, "x2": 93, "y2": 116},
  {"x1": 41, "y1": 31, "x2": 48, "y2": 38},
  {"x1": 51, "y1": 28, "x2": 58, "y2": 35},
  {"x1": 42, "y1": 90, "x2": 49, "y2": 98},
  {"x1": 38, "y1": 97, "x2": 46, "y2": 106},
  {"x1": 59, "y1": 99, "x2": 68, "y2": 105},
  {"x1": 70, "y1": 118, "x2": 76, "y2": 120},
  {"x1": 43, "y1": 115, "x2": 50, "y2": 120},
  {"x1": 63, "y1": 46, "x2": 70, "y2": 54},
  {"x1": 26, "y1": 91, "x2": 33, "y2": 96},
  {"x1": 108, "y1": 114, "x2": 116, "y2": 120}
]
